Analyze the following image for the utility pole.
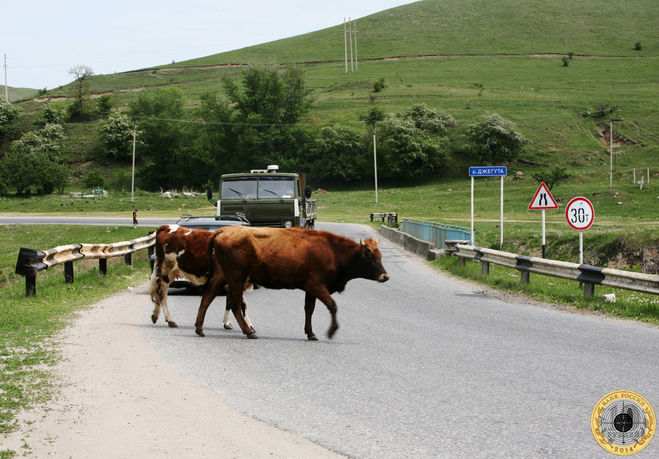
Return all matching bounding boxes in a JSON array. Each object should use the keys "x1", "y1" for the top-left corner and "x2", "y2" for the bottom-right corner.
[
  {"x1": 131, "y1": 121, "x2": 136, "y2": 203},
  {"x1": 4, "y1": 54, "x2": 8, "y2": 101},
  {"x1": 343, "y1": 18, "x2": 348, "y2": 74},
  {"x1": 348, "y1": 18, "x2": 354, "y2": 73},
  {"x1": 609, "y1": 116, "x2": 613, "y2": 189},
  {"x1": 373, "y1": 125, "x2": 379, "y2": 203},
  {"x1": 353, "y1": 20, "x2": 358, "y2": 71}
]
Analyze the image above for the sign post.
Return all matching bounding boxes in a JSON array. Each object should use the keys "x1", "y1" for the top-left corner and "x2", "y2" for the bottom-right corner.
[
  {"x1": 565, "y1": 197, "x2": 595, "y2": 264},
  {"x1": 469, "y1": 166, "x2": 507, "y2": 247},
  {"x1": 528, "y1": 182, "x2": 558, "y2": 258}
]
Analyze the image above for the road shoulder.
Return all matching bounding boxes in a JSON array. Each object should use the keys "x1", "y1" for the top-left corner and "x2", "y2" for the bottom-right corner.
[{"x1": 1, "y1": 285, "x2": 343, "y2": 458}]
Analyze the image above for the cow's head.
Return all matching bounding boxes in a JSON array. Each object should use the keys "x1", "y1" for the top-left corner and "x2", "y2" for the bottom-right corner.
[{"x1": 358, "y1": 239, "x2": 389, "y2": 283}]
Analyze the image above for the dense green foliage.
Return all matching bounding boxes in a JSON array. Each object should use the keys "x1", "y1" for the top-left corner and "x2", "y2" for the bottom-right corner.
[
  {"x1": 0, "y1": 124, "x2": 68, "y2": 195},
  {"x1": 98, "y1": 111, "x2": 134, "y2": 160},
  {"x1": 465, "y1": 114, "x2": 528, "y2": 164}
]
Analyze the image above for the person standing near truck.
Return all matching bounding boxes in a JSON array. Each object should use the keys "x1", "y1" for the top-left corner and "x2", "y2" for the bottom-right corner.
[{"x1": 132, "y1": 209, "x2": 138, "y2": 228}]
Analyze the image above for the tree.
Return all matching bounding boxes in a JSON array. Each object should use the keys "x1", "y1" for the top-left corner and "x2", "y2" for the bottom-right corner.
[
  {"x1": 378, "y1": 116, "x2": 448, "y2": 178},
  {"x1": 398, "y1": 103, "x2": 456, "y2": 135},
  {"x1": 129, "y1": 87, "x2": 210, "y2": 190},
  {"x1": 96, "y1": 94, "x2": 113, "y2": 117},
  {"x1": 306, "y1": 126, "x2": 367, "y2": 182},
  {"x1": 99, "y1": 111, "x2": 135, "y2": 160},
  {"x1": 465, "y1": 114, "x2": 527, "y2": 164},
  {"x1": 0, "y1": 98, "x2": 20, "y2": 141},
  {"x1": 1, "y1": 124, "x2": 67, "y2": 194},
  {"x1": 67, "y1": 65, "x2": 94, "y2": 121},
  {"x1": 220, "y1": 65, "x2": 314, "y2": 170},
  {"x1": 533, "y1": 166, "x2": 570, "y2": 190}
]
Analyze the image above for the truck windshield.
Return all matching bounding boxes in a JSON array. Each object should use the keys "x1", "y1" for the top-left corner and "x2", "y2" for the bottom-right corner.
[{"x1": 222, "y1": 177, "x2": 296, "y2": 199}]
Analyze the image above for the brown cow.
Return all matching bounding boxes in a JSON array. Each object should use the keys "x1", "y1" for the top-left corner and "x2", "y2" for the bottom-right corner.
[
  {"x1": 150, "y1": 225, "x2": 252, "y2": 329},
  {"x1": 194, "y1": 226, "x2": 389, "y2": 340}
]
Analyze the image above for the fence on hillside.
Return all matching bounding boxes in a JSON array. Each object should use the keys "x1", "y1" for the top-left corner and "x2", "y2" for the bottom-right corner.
[{"x1": 400, "y1": 217, "x2": 470, "y2": 249}]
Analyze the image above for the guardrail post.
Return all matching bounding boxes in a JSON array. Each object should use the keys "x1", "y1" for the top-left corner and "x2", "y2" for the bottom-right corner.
[
  {"x1": 26, "y1": 269, "x2": 37, "y2": 296},
  {"x1": 520, "y1": 271, "x2": 530, "y2": 284},
  {"x1": 99, "y1": 259, "x2": 107, "y2": 275},
  {"x1": 481, "y1": 261, "x2": 490, "y2": 275},
  {"x1": 124, "y1": 253, "x2": 132, "y2": 266},
  {"x1": 64, "y1": 261, "x2": 74, "y2": 283},
  {"x1": 583, "y1": 282, "x2": 595, "y2": 297}
]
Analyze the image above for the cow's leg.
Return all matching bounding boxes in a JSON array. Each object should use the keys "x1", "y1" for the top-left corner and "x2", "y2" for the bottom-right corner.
[
  {"x1": 222, "y1": 306, "x2": 233, "y2": 329},
  {"x1": 306, "y1": 285, "x2": 338, "y2": 339},
  {"x1": 304, "y1": 292, "x2": 318, "y2": 341},
  {"x1": 194, "y1": 278, "x2": 224, "y2": 337},
  {"x1": 150, "y1": 270, "x2": 177, "y2": 327},
  {"x1": 223, "y1": 297, "x2": 254, "y2": 332},
  {"x1": 226, "y1": 284, "x2": 257, "y2": 339}
]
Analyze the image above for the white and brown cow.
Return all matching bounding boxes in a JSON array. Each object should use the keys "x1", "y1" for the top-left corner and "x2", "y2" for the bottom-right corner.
[{"x1": 150, "y1": 224, "x2": 252, "y2": 329}]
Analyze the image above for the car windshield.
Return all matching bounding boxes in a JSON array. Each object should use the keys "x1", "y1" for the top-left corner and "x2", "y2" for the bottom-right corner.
[{"x1": 222, "y1": 177, "x2": 295, "y2": 199}]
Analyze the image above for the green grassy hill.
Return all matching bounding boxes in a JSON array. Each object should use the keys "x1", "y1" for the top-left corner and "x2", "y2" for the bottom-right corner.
[
  {"x1": 170, "y1": 0, "x2": 659, "y2": 66},
  {"x1": 10, "y1": 0, "x2": 659, "y2": 194}
]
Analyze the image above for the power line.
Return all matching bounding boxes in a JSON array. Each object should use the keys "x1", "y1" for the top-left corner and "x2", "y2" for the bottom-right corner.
[{"x1": 130, "y1": 114, "x2": 374, "y2": 128}]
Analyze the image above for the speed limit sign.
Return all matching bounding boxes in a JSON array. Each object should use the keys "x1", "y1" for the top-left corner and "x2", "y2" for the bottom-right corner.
[{"x1": 565, "y1": 197, "x2": 594, "y2": 231}]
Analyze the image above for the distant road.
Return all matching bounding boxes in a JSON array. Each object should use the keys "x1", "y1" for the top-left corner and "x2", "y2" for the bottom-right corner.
[{"x1": 0, "y1": 216, "x2": 169, "y2": 227}]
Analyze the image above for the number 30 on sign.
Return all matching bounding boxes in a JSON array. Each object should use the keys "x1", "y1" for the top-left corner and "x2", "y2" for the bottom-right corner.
[{"x1": 565, "y1": 197, "x2": 594, "y2": 231}]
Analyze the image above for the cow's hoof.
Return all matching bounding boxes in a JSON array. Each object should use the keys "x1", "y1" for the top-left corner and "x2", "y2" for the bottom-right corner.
[
  {"x1": 195, "y1": 329, "x2": 205, "y2": 337},
  {"x1": 327, "y1": 326, "x2": 338, "y2": 339},
  {"x1": 250, "y1": 326, "x2": 256, "y2": 333},
  {"x1": 223, "y1": 323, "x2": 233, "y2": 330},
  {"x1": 167, "y1": 321, "x2": 178, "y2": 328},
  {"x1": 307, "y1": 334, "x2": 318, "y2": 341},
  {"x1": 246, "y1": 333, "x2": 259, "y2": 339},
  {"x1": 151, "y1": 315, "x2": 158, "y2": 324}
]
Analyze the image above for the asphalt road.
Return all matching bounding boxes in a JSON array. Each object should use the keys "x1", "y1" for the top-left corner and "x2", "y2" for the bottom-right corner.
[
  {"x1": 0, "y1": 216, "x2": 170, "y2": 227},
  {"x1": 137, "y1": 222, "x2": 658, "y2": 458}
]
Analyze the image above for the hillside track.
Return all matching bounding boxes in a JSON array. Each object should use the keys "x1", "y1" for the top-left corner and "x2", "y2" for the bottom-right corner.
[
  {"x1": 19, "y1": 51, "x2": 654, "y2": 104},
  {"x1": 141, "y1": 222, "x2": 658, "y2": 458}
]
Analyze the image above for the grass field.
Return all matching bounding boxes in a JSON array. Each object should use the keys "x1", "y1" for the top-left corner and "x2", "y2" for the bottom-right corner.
[{"x1": 0, "y1": 225, "x2": 154, "y2": 443}]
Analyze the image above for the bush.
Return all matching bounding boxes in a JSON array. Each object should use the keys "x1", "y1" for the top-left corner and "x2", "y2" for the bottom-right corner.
[
  {"x1": 399, "y1": 103, "x2": 457, "y2": 134},
  {"x1": 96, "y1": 95, "x2": 113, "y2": 117},
  {"x1": 465, "y1": 114, "x2": 528, "y2": 164},
  {"x1": 83, "y1": 169, "x2": 105, "y2": 188},
  {"x1": 634, "y1": 42, "x2": 642, "y2": 51},
  {"x1": 378, "y1": 116, "x2": 448, "y2": 178},
  {"x1": 561, "y1": 56, "x2": 569, "y2": 67},
  {"x1": 35, "y1": 104, "x2": 65, "y2": 126},
  {"x1": 373, "y1": 77, "x2": 385, "y2": 93}
]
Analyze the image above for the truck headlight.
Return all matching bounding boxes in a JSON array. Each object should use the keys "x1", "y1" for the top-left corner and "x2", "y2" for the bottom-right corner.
[{"x1": 284, "y1": 221, "x2": 293, "y2": 228}]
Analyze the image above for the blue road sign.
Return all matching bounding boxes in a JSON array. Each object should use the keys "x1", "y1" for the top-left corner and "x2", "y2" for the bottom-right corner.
[{"x1": 469, "y1": 166, "x2": 507, "y2": 177}]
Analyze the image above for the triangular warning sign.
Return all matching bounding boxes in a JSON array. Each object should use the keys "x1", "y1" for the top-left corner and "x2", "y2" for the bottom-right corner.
[{"x1": 529, "y1": 182, "x2": 558, "y2": 209}]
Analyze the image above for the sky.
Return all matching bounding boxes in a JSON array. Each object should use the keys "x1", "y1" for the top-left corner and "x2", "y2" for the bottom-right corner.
[{"x1": 2, "y1": 0, "x2": 416, "y2": 90}]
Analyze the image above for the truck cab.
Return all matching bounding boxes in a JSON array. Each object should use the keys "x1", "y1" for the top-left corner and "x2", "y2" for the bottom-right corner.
[{"x1": 208, "y1": 165, "x2": 316, "y2": 228}]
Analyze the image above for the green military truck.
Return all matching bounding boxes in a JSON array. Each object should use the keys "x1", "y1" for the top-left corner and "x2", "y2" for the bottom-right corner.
[{"x1": 207, "y1": 165, "x2": 317, "y2": 228}]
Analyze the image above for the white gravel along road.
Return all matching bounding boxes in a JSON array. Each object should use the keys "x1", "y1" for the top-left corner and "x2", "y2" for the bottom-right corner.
[{"x1": 1, "y1": 286, "x2": 344, "y2": 458}]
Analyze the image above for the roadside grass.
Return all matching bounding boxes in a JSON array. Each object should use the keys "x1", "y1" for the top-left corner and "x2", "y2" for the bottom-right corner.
[
  {"x1": 430, "y1": 256, "x2": 659, "y2": 325},
  {"x1": 0, "y1": 225, "x2": 154, "y2": 442}
]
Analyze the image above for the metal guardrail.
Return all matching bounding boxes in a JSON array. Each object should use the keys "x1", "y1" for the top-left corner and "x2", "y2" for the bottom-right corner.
[
  {"x1": 15, "y1": 233, "x2": 155, "y2": 296},
  {"x1": 401, "y1": 217, "x2": 470, "y2": 249},
  {"x1": 452, "y1": 244, "x2": 659, "y2": 297}
]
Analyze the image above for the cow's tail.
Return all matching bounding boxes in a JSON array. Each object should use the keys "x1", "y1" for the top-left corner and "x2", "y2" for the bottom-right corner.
[{"x1": 205, "y1": 228, "x2": 222, "y2": 286}]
